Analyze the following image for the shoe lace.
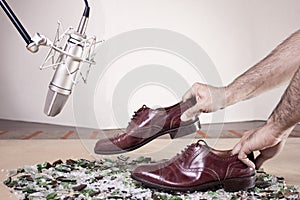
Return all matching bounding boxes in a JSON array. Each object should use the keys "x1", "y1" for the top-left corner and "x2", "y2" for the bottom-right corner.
[
  {"x1": 111, "y1": 105, "x2": 149, "y2": 141},
  {"x1": 177, "y1": 144, "x2": 194, "y2": 161},
  {"x1": 177, "y1": 140, "x2": 208, "y2": 161},
  {"x1": 127, "y1": 105, "x2": 148, "y2": 127}
]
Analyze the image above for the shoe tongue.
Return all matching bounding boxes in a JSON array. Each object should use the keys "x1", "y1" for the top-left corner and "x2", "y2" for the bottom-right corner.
[
  {"x1": 178, "y1": 140, "x2": 209, "y2": 160},
  {"x1": 186, "y1": 140, "x2": 211, "y2": 154},
  {"x1": 196, "y1": 140, "x2": 210, "y2": 148},
  {"x1": 185, "y1": 140, "x2": 209, "y2": 152},
  {"x1": 136, "y1": 104, "x2": 149, "y2": 113}
]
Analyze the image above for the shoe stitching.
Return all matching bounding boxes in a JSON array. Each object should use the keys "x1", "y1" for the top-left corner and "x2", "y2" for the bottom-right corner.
[
  {"x1": 174, "y1": 143, "x2": 220, "y2": 180},
  {"x1": 157, "y1": 160, "x2": 220, "y2": 185}
]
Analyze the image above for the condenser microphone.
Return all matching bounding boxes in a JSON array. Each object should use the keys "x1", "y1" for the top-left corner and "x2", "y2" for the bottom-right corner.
[
  {"x1": 44, "y1": 3, "x2": 90, "y2": 117},
  {"x1": 0, "y1": 0, "x2": 96, "y2": 117}
]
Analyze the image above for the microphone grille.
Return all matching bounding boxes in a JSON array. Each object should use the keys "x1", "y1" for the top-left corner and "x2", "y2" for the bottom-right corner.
[{"x1": 44, "y1": 89, "x2": 69, "y2": 117}]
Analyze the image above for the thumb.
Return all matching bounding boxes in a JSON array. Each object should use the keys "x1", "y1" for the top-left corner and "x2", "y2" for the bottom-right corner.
[
  {"x1": 181, "y1": 104, "x2": 200, "y2": 121},
  {"x1": 182, "y1": 87, "x2": 194, "y2": 102}
]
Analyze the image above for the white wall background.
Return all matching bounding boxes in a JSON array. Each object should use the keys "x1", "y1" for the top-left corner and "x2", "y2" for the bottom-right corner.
[{"x1": 1, "y1": 0, "x2": 300, "y2": 128}]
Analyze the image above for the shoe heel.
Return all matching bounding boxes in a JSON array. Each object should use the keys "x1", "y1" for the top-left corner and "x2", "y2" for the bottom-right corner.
[
  {"x1": 223, "y1": 175, "x2": 256, "y2": 192},
  {"x1": 169, "y1": 120, "x2": 201, "y2": 139}
]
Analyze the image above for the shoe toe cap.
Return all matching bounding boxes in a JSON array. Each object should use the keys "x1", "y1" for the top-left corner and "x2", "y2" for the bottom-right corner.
[
  {"x1": 132, "y1": 164, "x2": 167, "y2": 185},
  {"x1": 94, "y1": 138, "x2": 122, "y2": 153}
]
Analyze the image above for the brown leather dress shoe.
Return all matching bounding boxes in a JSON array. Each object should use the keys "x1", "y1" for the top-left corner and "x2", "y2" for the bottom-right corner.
[
  {"x1": 131, "y1": 140, "x2": 256, "y2": 192},
  {"x1": 94, "y1": 98, "x2": 200, "y2": 154}
]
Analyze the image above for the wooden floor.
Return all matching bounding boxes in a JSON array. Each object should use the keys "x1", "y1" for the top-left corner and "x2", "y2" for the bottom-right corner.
[{"x1": 1, "y1": 119, "x2": 300, "y2": 140}]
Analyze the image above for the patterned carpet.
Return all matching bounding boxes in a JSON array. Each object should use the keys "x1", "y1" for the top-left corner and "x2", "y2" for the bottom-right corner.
[{"x1": 0, "y1": 119, "x2": 300, "y2": 140}]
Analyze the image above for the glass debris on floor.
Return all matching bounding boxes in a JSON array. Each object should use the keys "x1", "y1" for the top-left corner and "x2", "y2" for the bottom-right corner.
[{"x1": 3, "y1": 156, "x2": 299, "y2": 200}]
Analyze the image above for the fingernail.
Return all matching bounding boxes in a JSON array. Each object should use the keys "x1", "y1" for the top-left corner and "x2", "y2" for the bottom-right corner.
[{"x1": 180, "y1": 114, "x2": 189, "y2": 121}]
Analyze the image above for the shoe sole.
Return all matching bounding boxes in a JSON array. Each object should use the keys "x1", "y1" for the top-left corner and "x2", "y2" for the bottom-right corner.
[
  {"x1": 131, "y1": 173, "x2": 256, "y2": 192},
  {"x1": 94, "y1": 119, "x2": 201, "y2": 155}
]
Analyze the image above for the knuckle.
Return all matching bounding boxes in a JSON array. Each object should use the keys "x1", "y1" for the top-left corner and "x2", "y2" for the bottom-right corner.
[
  {"x1": 192, "y1": 82, "x2": 201, "y2": 88},
  {"x1": 238, "y1": 153, "x2": 244, "y2": 160}
]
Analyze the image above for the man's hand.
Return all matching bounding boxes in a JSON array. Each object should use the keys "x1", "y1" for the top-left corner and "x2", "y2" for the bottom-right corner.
[
  {"x1": 181, "y1": 83, "x2": 226, "y2": 121},
  {"x1": 232, "y1": 123, "x2": 292, "y2": 169}
]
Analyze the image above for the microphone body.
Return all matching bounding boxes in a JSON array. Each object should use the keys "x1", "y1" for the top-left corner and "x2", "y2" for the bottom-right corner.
[
  {"x1": 44, "y1": 15, "x2": 89, "y2": 117},
  {"x1": 0, "y1": 0, "x2": 92, "y2": 117},
  {"x1": 50, "y1": 34, "x2": 84, "y2": 96}
]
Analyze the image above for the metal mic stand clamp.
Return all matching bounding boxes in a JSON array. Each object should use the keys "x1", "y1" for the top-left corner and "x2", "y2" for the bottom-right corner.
[
  {"x1": 27, "y1": 33, "x2": 52, "y2": 53},
  {"x1": 0, "y1": 0, "x2": 101, "y2": 116}
]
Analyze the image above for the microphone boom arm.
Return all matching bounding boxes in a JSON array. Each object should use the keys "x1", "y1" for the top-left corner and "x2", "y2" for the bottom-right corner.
[
  {"x1": 0, "y1": 0, "x2": 32, "y2": 45},
  {"x1": 0, "y1": 0, "x2": 99, "y2": 117},
  {"x1": 0, "y1": 0, "x2": 47, "y2": 53},
  {"x1": 0, "y1": 0, "x2": 89, "y2": 54}
]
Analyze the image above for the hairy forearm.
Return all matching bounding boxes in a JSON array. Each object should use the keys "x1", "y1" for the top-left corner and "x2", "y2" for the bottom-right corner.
[
  {"x1": 225, "y1": 30, "x2": 300, "y2": 106},
  {"x1": 268, "y1": 66, "x2": 300, "y2": 134}
]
